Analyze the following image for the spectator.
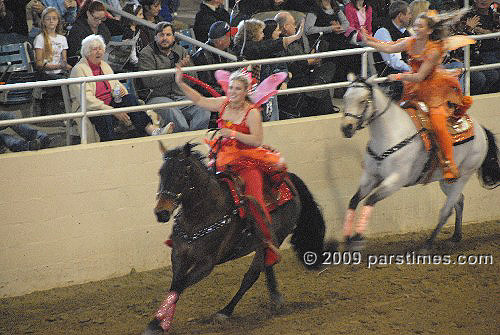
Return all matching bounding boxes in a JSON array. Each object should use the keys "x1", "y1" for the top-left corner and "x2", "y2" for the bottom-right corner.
[
  {"x1": 26, "y1": 0, "x2": 77, "y2": 41},
  {"x1": 138, "y1": 0, "x2": 161, "y2": 50},
  {"x1": 372, "y1": 0, "x2": 411, "y2": 77},
  {"x1": 138, "y1": 22, "x2": 210, "y2": 133},
  {"x1": 230, "y1": 0, "x2": 287, "y2": 27},
  {"x1": 459, "y1": 0, "x2": 500, "y2": 93},
  {"x1": 159, "y1": 0, "x2": 179, "y2": 22},
  {"x1": 192, "y1": 21, "x2": 234, "y2": 96},
  {"x1": 193, "y1": 0, "x2": 230, "y2": 43},
  {"x1": 34, "y1": 7, "x2": 72, "y2": 78},
  {"x1": 0, "y1": 0, "x2": 19, "y2": 44},
  {"x1": 344, "y1": 0, "x2": 373, "y2": 45},
  {"x1": 6, "y1": 0, "x2": 30, "y2": 37},
  {"x1": 275, "y1": 11, "x2": 336, "y2": 117},
  {"x1": 34, "y1": 7, "x2": 72, "y2": 115},
  {"x1": 304, "y1": 0, "x2": 349, "y2": 51},
  {"x1": 69, "y1": 34, "x2": 173, "y2": 142},
  {"x1": 122, "y1": 2, "x2": 149, "y2": 54},
  {"x1": 0, "y1": 112, "x2": 50, "y2": 153},
  {"x1": 67, "y1": 0, "x2": 111, "y2": 64}
]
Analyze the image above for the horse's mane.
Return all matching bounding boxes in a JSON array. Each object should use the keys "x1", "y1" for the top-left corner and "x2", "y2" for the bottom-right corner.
[{"x1": 164, "y1": 143, "x2": 208, "y2": 168}]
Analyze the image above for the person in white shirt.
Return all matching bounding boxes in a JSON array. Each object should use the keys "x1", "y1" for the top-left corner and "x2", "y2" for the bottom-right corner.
[{"x1": 372, "y1": 0, "x2": 412, "y2": 76}]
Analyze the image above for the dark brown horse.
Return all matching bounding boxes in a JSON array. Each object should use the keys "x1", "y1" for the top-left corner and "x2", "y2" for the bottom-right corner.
[{"x1": 143, "y1": 142, "x2": 332, "y2": 334}]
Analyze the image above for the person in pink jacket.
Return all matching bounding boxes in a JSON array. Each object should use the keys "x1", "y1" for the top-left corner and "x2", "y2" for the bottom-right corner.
[{"x1": 344, "y1": 0, "x2": 372, "y2": 44}]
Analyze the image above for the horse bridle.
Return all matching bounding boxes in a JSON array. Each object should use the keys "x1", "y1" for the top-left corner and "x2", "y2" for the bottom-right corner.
[
  {"x1": 156, "y1": 156, "x2": 209, "y2": 209},
  {"x1": 343, "y1": 79, "x2": 392, "y2": 130}
]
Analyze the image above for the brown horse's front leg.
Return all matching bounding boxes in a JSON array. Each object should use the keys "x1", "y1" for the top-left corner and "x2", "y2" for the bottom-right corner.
[{"x1": 144, "y1": 258, "x2": 215, "y2": 334}]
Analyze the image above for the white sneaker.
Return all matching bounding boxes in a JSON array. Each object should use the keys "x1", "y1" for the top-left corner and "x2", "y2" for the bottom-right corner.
[{"x1": 152, "y1": 122, "x2": 174, "y2": 136}]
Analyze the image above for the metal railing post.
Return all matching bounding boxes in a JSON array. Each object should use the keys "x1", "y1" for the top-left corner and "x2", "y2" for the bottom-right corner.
[
  {"x1": 361, "y1": 51, "x2": 368, "y2": 78},
  {"x1": 464, "y1": 45, "x2": 471, "y2": 96},
  {"x1": 80, "y1": 82, "x2": 88, "y2": 144}
]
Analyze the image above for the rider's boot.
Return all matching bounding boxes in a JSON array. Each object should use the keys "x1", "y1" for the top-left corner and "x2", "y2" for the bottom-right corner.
[{"x1": 430, "y1": 109, "x2": 459, "y2": 181}]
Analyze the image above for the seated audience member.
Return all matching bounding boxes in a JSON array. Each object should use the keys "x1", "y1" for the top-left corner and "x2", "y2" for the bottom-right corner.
[
  {"x1": 26, "y1": 0, "x2": 77, "y2": 41},
  {"x1": 159, "y1": 0, "x2": 179, "y2": 22},
  {"x1": 230, "y1": 0, "x2": 287, "y2": 27},
  {"x1": 458, "y1": 0, "x2": 500, "y2": 93},
  {"x1": 0, "y1": 112, "x2": 50, "y2": 153},
  {"x1": 193, "y1": 0, "x2": 230, "y2": 43},
  {"x1": 34, "y1": 7, "x2": 72, "y2": 115},
  {"x1": 121, "y1": 2, "x2": 149, "y2": 65},
  {"x1": 8, "y1": 0, "x2": 32, "y2": 37},
  {"x1": 305, "y1": 0, "x2": 349, "y2": 51},
  {"x1": 67, "y1": 0, "x2": 111, "y2": 64},
  {"x1": 344, "y1": 0, "x2": 372, "y2": 45},
  {"x1": 138, "y1": 0, "x2": 162, "y2": 49},
  {"x1": 0, "y1": 0, "x2": 20, "y2": 44},
  {"x1": 69, "y1": 34, "x2": 173, "y2": 142},
  {"x1": 138, "y1": 22, "x2": 210, "y2": 133},
  {"x1": 372, "y1": 0, "x2": 411, "y2": 77},
  {"x1": 275, "y1": 11, "x2": 336, "y2": 117},
  {"x1": 34, "y1": 7, "x2": 72, "y2": 79},
  {"x1": 191, "y1": 21, "x2": 234, "y2": 96}
]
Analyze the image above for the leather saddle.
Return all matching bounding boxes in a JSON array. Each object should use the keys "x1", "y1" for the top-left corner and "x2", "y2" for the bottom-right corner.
[{"x1": 217, "y1": 171, "x2": 294, "y2": 219}]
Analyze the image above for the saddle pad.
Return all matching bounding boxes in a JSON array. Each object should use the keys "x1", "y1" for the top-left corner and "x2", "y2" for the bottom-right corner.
[{"x1": 402, "y1": 101, "x2": 475, "y2": 151}]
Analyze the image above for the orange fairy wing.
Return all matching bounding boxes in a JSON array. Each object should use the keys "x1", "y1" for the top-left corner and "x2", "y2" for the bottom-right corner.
[{"x1": 444, "y1": 35, "x2": 476, "y2": 51}]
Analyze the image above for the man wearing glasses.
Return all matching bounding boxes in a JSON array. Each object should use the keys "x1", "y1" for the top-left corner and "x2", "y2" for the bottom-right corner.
[{"x1": 67, "y1": 0, "x2": 111, "y2": 63}]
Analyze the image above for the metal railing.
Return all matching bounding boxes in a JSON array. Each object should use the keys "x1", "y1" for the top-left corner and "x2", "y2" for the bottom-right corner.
[{"x1": 1, "y1": 32, "x2": 499, "y2": 144}]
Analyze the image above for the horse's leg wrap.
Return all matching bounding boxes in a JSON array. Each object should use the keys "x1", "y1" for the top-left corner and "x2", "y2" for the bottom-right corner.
[
  {"x1": 159, "y1": 304, "x2": 176, "y2": 331},
  {"x1": 343, "y1": 209, "x2": 356, "y2": 237},
  {"x1": 155, "y1": 291, "x2": 178, "y2": 322},
  {"x1": 355, "y1": 205, "x2": 373, "y2": 235}
]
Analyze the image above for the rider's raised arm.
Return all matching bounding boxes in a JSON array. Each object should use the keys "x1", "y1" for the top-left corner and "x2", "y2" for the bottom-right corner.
[
  {"x1": 175, "y1": 66, "x2": 226, "y2": 112},
  {"x1": 361, "y1": 28, "x2": 409, "y2": 54}
]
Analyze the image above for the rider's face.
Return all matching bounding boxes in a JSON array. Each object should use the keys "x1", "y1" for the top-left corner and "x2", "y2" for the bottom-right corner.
[
  {"x1": 228, "y1": 79, "x2": 248, "y2": 103},
  {"x1": 413, "y1": 18, "x2": 431, "y2": 40}
]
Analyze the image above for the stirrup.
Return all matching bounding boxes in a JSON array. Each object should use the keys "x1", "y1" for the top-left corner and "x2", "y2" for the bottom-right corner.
[{"x1": 443, "y1": 160, "x2": 459, "y2": 182}]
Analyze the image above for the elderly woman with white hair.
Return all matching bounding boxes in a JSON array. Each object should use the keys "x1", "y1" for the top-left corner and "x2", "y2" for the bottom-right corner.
[{"x1": 69, "y1": 34, "x2": 173, "y2": 142}]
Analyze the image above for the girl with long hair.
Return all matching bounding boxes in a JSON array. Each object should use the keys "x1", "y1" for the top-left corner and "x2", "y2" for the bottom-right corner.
[
  {"x1": 34, "y1": 7, "x2": 72, "y2": 75},
  {"x1": 362, "y1": 10, "x2": 474, "y2": 181}
]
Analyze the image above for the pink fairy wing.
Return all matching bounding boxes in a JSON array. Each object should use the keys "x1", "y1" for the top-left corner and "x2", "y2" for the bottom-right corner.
[
  {"x1": 214, "y1": 70, "x2": 232, "y2": 95},
  {"x1": 249, "y1": 72, "x2": 288, "y2": 106},
  {"x1": 444, "y1": 35, "x2": 476, "y2": 51}
]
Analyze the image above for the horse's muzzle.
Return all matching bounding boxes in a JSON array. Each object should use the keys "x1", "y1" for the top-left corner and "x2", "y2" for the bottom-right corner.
[
  {"x1": 155, "y1": 209, "x2": 171, "y2": 223},
  {"x1": 342, "y1": 124, "x2": 354, "y2": 138}
]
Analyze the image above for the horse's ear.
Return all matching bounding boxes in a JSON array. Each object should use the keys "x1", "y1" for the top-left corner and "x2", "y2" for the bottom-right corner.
[
  {"x1": 183, "y1": 142, "x2": 192, "y2": 157},
  {"x1": 347, "y1": 73, "x2": 356, "y2": 82},
  {"x1": 159, "y1": 141, "x2": 167, "y2": 155}
]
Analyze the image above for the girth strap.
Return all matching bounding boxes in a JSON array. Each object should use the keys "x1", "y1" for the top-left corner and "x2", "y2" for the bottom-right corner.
[{"x1": 367, "y1": 129, "x2": 425, "y2": 162}]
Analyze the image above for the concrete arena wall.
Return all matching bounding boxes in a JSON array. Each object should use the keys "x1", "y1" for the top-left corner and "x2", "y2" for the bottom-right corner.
[{"x1": 1, "y1": 94, "x2": 499, "y2": 298}]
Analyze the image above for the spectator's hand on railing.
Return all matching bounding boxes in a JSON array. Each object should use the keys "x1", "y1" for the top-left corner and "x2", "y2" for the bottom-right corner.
[{"x1": 114, "y1": 112, "x2": 132, "y2": 126}]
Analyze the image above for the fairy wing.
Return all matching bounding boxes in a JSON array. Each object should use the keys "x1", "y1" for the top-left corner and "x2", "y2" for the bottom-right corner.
[
  {"x1": 248, "y1": 72, "x2": 288, "y2": 106},
  {"x1": 214, "y1": 70, "x2": 232, "y2": 95},
  {"x1": 444, "y1": 35, "x2": 476, "y2": 51}
]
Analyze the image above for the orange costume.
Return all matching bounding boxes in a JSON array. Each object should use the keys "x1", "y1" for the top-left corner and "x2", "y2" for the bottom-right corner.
[
  {"x1": 207, "y1": 99, "x2": 286, "y2": 266},
  {"x1": 402, "y1": 36, "x2": 473, "y2": 179}
]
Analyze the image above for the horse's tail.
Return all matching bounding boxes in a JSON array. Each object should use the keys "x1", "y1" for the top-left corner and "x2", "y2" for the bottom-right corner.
[
  {"x1": 288, "y1": 173, "x2": 337, "y2": 269},
  {"x1": 477, "y1": 127, "x2": 500, "y2": 190}
]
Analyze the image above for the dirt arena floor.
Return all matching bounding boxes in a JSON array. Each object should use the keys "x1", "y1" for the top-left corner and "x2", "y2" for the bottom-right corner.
[{"x1": 1, "y1": 220, "x2": 498, "y2": 335}]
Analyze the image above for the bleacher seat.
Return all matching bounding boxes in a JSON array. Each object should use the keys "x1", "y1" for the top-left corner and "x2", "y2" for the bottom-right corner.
[
  {"x1": 177, "y1": 28, "x2": 196, "y2": 55},
  {"x1": 0, "y1": 42, "x2": 37, "y2": 105}
]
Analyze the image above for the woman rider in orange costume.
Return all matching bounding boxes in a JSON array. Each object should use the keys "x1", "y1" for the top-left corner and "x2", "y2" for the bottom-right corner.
[
  {"x1": 362, "y1": 11, "x2": 474, "y2": 181},
  {"x1": 175, "y1": 65, "x2": 287, "y2": 267}
]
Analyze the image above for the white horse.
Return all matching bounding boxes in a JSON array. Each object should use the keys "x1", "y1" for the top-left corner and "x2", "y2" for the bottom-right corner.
[{"x1": 340, "y1": 74, "x2": 499, "y2": 250}]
